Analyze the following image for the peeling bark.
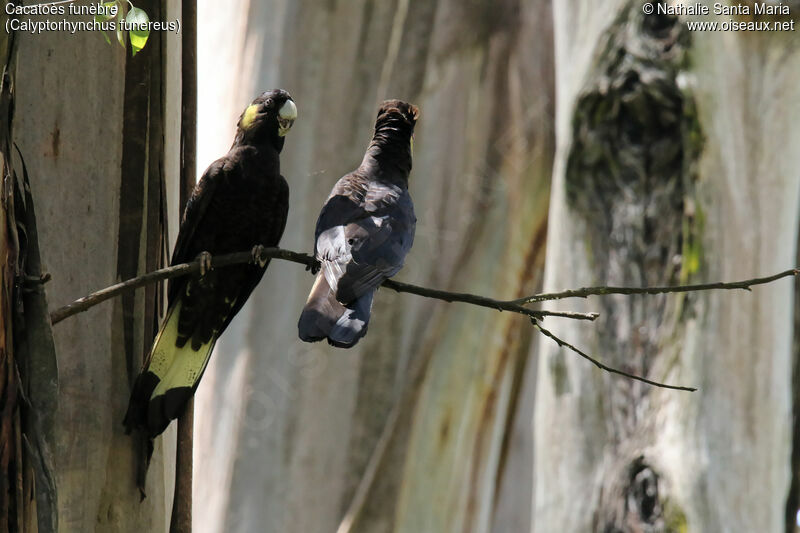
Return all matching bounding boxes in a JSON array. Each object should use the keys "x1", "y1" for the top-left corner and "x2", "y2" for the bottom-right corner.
[
  {"x1": 1, "y1": 16, "x2": 60, "y2": 533},
  {"x1": 0, "y1": 30, "x2": 23, "y2": 532}
]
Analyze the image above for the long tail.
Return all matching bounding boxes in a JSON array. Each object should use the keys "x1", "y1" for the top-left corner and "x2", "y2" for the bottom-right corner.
[
  {"x1": 124, "y1": 300, "x2": 216, "y2": 438},
  {"x1": 298, "y1": 274, "x2": 374, "y2": 348}
]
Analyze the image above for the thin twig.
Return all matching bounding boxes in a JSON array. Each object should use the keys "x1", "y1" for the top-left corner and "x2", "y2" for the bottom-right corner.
[
  {"x1": 512, "y1": 268, "x2": 800, "y2": 305},
  {"x1": 533, "y1": 321, "x2": 696, "y2": 392},
  {"x1": 382, "y1": 279, "x2": 599, "y2": 321},
  {"x1": 49, "y1": 247, "x2": 600, "y2": 325}
]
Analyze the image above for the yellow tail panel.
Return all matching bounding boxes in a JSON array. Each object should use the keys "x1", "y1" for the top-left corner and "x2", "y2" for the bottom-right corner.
[{"x1": 148, "y1": 300, "x2": 216, "y2": 399}]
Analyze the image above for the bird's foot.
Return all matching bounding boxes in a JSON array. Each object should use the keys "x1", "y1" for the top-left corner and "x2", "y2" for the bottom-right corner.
[
  {"x1": 197, "y1": 251, "x2": 213, "y2": 277},
  {"x1": 251, "y1": 245, "x2": 268, "y2": 268},
  {"x1": 305, "y1": 259, "x2": 321, "y2": 275}
]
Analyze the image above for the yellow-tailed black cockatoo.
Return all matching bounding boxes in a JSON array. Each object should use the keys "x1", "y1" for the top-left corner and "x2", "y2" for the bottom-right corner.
[
  {"x1": 298, "y1": 100, "x2": 418, "y2": 347},
  {"x1": 124, "y1": 89, "x2": 297, "y2": 438}
]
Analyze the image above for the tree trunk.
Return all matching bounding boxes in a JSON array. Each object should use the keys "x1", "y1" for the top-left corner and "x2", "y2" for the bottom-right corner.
[
  {"x1": 193, "y1": 0, "x2": 554, "y2": 532},
  {"x1": 534, "y1": 1, "x2": 800, "y2": 531},
  {"x1": 8, "y1": 1, "x2": 184, "y2": 530}
]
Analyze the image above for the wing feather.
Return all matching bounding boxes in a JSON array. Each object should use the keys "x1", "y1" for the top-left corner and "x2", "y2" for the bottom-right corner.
[
  {"x1": 313, "y1": 177, "x2": 415, "y2": 304},
  {"x1": 168, "y1": 159, "x2": 223, "y2": 303}
]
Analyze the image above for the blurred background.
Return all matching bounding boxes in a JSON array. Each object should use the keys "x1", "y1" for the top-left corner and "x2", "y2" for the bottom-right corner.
[
  {"x1": 4, "y1": 0, "x2": 800, "y2": 532},
  {"x1": 193, "y1": 1, "x2": 552, "y2": 532}
]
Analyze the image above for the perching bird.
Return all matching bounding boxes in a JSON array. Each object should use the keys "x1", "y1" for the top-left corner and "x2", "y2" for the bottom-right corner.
[
  {"x1": 124, "y1": 89, "x2": 297, "y2": 438},
  {"x1": 298, "y1": 99, "x2": 418, "y2": 348}
]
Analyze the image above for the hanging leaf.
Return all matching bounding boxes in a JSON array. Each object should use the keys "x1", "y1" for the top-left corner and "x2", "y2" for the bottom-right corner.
[
  {"x1": 94, "y1": 1, "x2": 118, "y2": 23},
  {"x1": 116, "y1": 19, "x2": 125, "y2": 47},
  {"x1": 115, "y1": 0, "x2": 126, "y2": 47},
  {"x1": 94, "y1": 1, "x2": 118, "y2": 47},
  {"x1": 126, "y1": 6, "x2": 150, "y2": 56}
]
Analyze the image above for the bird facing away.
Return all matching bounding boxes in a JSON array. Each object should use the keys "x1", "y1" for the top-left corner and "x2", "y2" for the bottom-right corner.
[
  {"x1": 298, "y1": 99, "x2": 418, "y2": 348},
  {"x1": 124, "y1": 89, "x2": 297, "y2": 438}
]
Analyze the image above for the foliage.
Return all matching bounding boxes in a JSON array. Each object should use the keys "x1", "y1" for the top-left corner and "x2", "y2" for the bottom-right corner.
[{"x1": 95, "y1": 1, "x2": 150, "y2": 56}]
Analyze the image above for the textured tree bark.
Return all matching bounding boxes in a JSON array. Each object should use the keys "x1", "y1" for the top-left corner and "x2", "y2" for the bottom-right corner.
[
  {"x1": 1, "y1": 14, "x2": 61, "y2": 531},
  {"x1": 0, "y1": 18, "x2": 24, "y2": 531},
  {"x1": 534, "y1": 1, "x2": 800, "y2": 531},
  {"x1": 171, "y1": 2, "x2": 198, "y2": 531},
  {"x1": 193, "y1": 0, "x2": 553, "y2": 532},
  {"x1": 10, "y1": 1, "x2": 183, "y2": 530}
]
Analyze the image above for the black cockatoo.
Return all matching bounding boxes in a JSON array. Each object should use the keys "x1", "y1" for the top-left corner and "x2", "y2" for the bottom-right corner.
[
  {"x1": 124, "y1": 89, "x2": 297, "y2": 438},
  {"x1": 298, "y1": 100, "x2": 418, "y2": 348}
]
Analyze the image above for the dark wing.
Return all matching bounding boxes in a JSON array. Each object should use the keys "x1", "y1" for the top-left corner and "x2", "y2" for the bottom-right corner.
[
  {"x1": 220, "y1": 175, "x2": 289, "y2": 326},
  {"x1": 167, "y1": 159, "x2": 223, "y2": 304},
  {"x1": 314, "y1": 180, "x2": 415, "y2": 304},
  {"x1": 168, "y1": 152, "x2": 289, "y2": 348}
]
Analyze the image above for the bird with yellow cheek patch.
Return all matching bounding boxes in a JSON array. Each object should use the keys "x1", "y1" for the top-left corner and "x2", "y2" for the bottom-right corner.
[{"x1": 124, "y1": 90, "x2": 297, "y2": 463}]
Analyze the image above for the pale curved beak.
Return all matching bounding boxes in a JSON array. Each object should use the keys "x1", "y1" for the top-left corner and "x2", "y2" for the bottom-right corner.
[{"x1": 278, "y1": 99, "x2": 297, "y2": 136}]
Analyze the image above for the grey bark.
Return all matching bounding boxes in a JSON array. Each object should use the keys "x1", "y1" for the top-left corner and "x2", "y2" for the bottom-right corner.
[
  {"x1": 193, "y1": 0, "x2": 554, "y2": 532},
  {"x1": 11, "y1": 2, "x2": 183, "y2": 530},
  {"x1": 534, "y1": 1, "x2": 800, "y2": 531}
]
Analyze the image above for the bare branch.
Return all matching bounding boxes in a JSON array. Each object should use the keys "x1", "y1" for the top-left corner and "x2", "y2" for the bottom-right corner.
[
  {"x1": 59, "y1": 247, "x2": 792, "y2": 392},
  {"x1": 49, "y1": 247, "x2": 599, "y2": 325},
  {"x1": 533, "y1": 321, "x2": 697, "y2": 392},
  {"x1": 512, "y1": 268, "x2": 800, "y2": 305},
  {"x1": 382, "y1": 279, "x2": 599, "y2": 321}
]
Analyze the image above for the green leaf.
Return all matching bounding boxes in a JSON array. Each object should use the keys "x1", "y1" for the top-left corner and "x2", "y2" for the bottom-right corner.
[
  {"x1": 126, "y1": 6, "x2": 150, "y2": 56},
  {"x1": 116, "y1": 19, "x2": 125, "y2": 47},
  {"x1": 94, "y1": 1, "x2": 118, "y2": 23},
  {"x1": 114, "y1": 0, "x2": 125, "y2": 48},
  {"x1": 96, "y1": 1, "x2": 120, "y2": 46}
]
